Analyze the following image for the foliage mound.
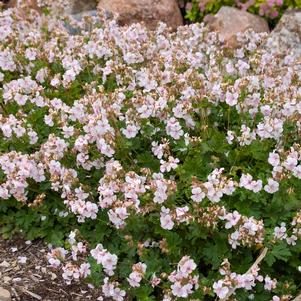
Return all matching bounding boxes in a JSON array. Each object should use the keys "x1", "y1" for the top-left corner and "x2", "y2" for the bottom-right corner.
[{"x1": 1, "y1": 2, "x2": 301, "y2": 300}]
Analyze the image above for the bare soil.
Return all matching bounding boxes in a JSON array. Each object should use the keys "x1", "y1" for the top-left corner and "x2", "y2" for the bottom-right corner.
[{"x1": 0, "y1": 236, "x2": 102, "y2": 301}]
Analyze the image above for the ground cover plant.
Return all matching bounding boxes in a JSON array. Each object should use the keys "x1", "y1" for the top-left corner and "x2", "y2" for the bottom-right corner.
[
  {"x1": 1, "y1": 1, "x2": 301, "y2": 300},
  {"x1": 182, "y1": 0, "x2": 301, "y2": 27}
]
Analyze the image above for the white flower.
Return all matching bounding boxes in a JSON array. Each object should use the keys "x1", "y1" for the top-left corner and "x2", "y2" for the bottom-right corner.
[
  {"x1": 160, "y1": 207, "x2": 174, "y2": 230},
  {"x1": 122, "y1": 124, "x2": 139, "y2": 139},
  {"x1": 226, "y1": 131, "x2": 235, "y2": 144},
  {"x1": 179, "y1": 256, "x2": 197, "y2": 276},
  {"x1": 264, "y1": 178, "x2": 279, "y2": 194},
  {"x1": 268, "y1": 152, "x2": 280, "y2": 167},
  {"x1": 283, "y1": 156, "x2": 298, "y2": 171},
  {"x1": 213, "y1": 280, "x2": 229, "y2": 299},
  {"x1": 171, "y1": 282, "x2": 192, "y2": 298},
  {"x1": 225, "y1": 91, "x2": 238, "y2": 106},
  {"x1": 264, "y1": 275, "x2": 277, "y2": 291},
  {"x1": 224, "y1": 211, "x2": 241, "y2": 229},
  {"x1": 127, "y1": 271, "x2": 142, "y2": 287},
  {"x1": 79, "y1": 263, "x2": 91, "y2": 278},
  {"x1": 25, "y1": 48, "x2": 37, "y2": 61},
  {"x1": 274, "y1": 223, "x2": 287, "y2": 240},
  {"x1": 191, "y1": 186, "x2": 205, "y2": 203},
  {"x1": 18, "y1": 256, "x2": 27, "y2": 264},
  {"x1": 293, "y1": 165, "x2": 301, "y2": 179},
  {"x1": 166, "y1": 117, "x2": 183, "y2": 140}
]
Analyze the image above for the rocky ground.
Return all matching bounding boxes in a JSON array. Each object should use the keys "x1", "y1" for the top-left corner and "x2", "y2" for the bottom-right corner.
[{"x1": 0, "y1": 237, "x2": 102, "y2": 301}]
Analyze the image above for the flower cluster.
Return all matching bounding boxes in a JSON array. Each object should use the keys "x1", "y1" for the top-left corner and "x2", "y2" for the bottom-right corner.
[
  {"x1": 213, "y1": 259, "x2": 277, "y2": 299},
  {"x1": 168, "y1": 256, "x2": 199, "y2": 298},
  {"x1": 90, "y1": 244, "x2": 118, "y2": 276},
  {"x1": 127, "y1": 262, "x2": 147, "y2": 287},
  {"x1": 47, "y1": 232, "x2": 90, "y2": 285}
]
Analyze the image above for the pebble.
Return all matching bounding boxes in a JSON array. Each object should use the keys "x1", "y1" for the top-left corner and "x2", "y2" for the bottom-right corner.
[
  {"x1": 3, "y1": 276, "x2": 11, "y2": 284},
  {"x1": 0, "y1": 261, "x2": 10, "y2": 268},
  {"x1": 0, "y1": 287, "x2": 11, "y2": 301},
  {"x1": 12, "y1": 277, "x2": 22, "y2": 283},
  {"x1": 50, "y1": 272, "x2": 57, "y2": 280},
  {"x1": 41, "y1": 267, "x2": 47, "y2": 274}
]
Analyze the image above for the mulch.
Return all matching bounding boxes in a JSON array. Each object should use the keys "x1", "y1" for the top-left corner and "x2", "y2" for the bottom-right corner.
[{"x1": 0, "y1": 236, "x2": 103, "y2": 301}]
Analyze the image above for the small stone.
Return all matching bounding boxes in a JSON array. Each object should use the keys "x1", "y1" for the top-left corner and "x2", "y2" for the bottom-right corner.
[
  {"x1": 0, "y1": 261, "x2": 10, "y2": 268},
  {"x1": 206, "y1": 6, "x2": 269, "y2": 48},
  {"x1": 11, "y1": 261, "x2": 17, "y2": 268},
  {"x1": 12, "y1": 277, "x2": 22, "y2": 283},
  {"x1": 0, "y1": 287, "x2": 11, "y2": 301},
  {"x1": 41, "y1": 267, "x2": 47, "y2": 274},
  {"x1": 3, "y1": 276, "x2": 11, "y2": 284},
  {"x1": 50, "y1": 272, "x2": 57, "y2": 280},
  {"x1": 30, "y1": 275, "x2": 40, "y2": 282}
]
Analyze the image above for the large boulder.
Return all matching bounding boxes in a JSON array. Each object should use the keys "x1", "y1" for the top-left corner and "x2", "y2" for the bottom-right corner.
[
  {"x1": 97, "y1": 0, "x2": 183, "y2": 30},
  {"x1": 6, "y1": 0, "x2": 98, "y2": 14},
  {"x1": 71, "y1": 0, "x2": 98, "y2": 14},
  {"x1": 206, "y1": 6, "x2": 269, "y2": 47},
  {"x1": 264, "y1": 10, "x2": 301, "y2": 57},
  {"x1": 6, "y1": 0, "x2": 41, "y2": 12},
  {"x1": 66, "y1": 10, "x2": 98, "y2": 34}
]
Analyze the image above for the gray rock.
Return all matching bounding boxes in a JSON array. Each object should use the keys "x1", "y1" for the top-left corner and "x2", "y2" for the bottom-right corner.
[
  {"x1": 71, "y1": 10, "x2": 98, "y2": 21},
  {"x1": 71, "y1": 0, "x2": 98, "y2": 14},
  {"x1": 7, "y1": 0, "x2": 98, "y2": 15},
  {"x1": 206, "y1": 6, "x2": 269, "y2": 48},
  {"x1": 65, "y1": 10, "x2": 98, "y2": 35},
  {"x1": 97, "y1": 0, "x2": 183, "y2": 31},
  {"x1": 264, "y1": 10, "x2": 301, "y2": 57},
  {"x1": 0, "y1": 261, "x2": 10, "y2": 268}
]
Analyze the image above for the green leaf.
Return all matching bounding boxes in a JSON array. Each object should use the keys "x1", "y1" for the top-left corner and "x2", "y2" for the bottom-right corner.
[{"x1": 266, "y1": 242, "x2": 292, "y2": 266}]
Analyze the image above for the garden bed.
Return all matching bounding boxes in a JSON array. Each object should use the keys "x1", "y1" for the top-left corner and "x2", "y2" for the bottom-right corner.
[{"x1": 1, "y1": 1, "x2": 301, "y2": 300}]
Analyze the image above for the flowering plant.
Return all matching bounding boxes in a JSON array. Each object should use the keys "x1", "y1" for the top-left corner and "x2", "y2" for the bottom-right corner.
[{"x1": 1, "y1": 1, "x2": 301, "y2": 300}]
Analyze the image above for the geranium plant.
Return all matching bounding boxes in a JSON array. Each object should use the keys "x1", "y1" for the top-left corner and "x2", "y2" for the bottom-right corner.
[{"x1": 1, "y1": 1, "x2": 301, "y2": 300}]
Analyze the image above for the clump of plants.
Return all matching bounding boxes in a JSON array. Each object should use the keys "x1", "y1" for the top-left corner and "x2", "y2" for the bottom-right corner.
[
  {"x1": 183, "y1": 0, "x2": 301, "y2": 27},
  {"x1": 1, "y1": 1, "x2": 301, "y2": 300}
]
